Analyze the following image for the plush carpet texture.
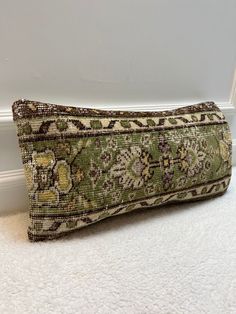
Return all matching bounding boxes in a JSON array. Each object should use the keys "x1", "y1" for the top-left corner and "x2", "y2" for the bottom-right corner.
[{"x1": 0, "y1": 168, "x2": 236, "y2": 314}]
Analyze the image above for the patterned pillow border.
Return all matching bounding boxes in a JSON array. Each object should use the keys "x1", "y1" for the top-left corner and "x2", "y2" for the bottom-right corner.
[{"x1": 12, "y1": 99, "x2": 232, "y2": 241}]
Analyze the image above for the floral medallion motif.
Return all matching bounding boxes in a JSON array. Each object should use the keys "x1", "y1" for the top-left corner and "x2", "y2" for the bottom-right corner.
[
  {"x1": 27, "y1": 150, "x2": 73, "y2": 205},
  {"x1": 177, "y1": 138, "x2": 206, "y2": 177},
  {"x1": 110, "y1": 146, "x2": 153, "y2": 189}
]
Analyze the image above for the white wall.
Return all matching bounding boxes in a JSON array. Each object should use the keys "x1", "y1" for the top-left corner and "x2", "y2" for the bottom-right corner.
[
  {"x1": 0, "y1": 0, "x2": 236, "y2": 109},
  {"x1": 0, "y1": 0, "x2": 236, "y2": 213}
]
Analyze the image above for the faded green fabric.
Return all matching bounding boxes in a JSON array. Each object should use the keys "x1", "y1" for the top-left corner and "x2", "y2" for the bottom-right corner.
[{"x1": 12, "y1": 100, "x2": 232, "y2": 241}]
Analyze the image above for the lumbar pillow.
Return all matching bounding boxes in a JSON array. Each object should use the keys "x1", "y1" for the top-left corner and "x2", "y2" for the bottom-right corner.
[{"x1": 12, "y1": 99, "x2": 232, "y2": 241}]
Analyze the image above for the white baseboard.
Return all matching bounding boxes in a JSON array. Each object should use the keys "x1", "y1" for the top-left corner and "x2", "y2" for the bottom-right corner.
[
  {"x1": 0, "y1": 169, "x2": 28, "y2": 214},
  {"x1": 233, "y1": 139, "x2": 236, "y2": 166},
  {"x1": 230, "y1": 69, "x2": 236, "y2": 108}
]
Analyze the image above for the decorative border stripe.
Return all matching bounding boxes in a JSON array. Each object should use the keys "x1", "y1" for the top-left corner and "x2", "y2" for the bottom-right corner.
[
  {"x1": 16, "y1": 110, "x2": 225, "y2": 139},
  {"x1": 19, "y1": 121, "x2": 228, "y2": 143},
  {"x1": 12, "y1": 99, "x2": 220, "y2": 120},
  {"x1": 28, "y1": 175, "x2": 231, "y2": 241}
]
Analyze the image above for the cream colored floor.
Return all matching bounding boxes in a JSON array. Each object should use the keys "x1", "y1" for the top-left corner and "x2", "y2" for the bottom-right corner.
[{"x1": 0, "y1": 169, "x2": 236, "y2": 314}]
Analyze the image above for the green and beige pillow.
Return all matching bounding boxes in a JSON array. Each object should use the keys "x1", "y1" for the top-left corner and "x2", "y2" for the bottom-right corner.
[{"x1": 12, "y1": 99, "x2": 232, "y2": 241}]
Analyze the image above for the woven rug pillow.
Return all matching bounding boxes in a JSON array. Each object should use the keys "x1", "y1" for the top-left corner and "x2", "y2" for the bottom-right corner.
[{"x1": 12, "y1": 100, "x2": 232, "y2": 241}]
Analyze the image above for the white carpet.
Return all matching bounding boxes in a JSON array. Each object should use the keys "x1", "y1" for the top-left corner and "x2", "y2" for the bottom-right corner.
[{"x1": 0, "y1": 169, "x2": 236, "y2": 314}]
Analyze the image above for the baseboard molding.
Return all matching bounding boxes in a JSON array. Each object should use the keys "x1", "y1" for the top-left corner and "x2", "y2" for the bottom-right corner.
[
  {"x1": 230, "y1": 69, "x2": 236, "y2": 107},
  {"x1": 233, "y1": 139, "x2": 236, "y2": 165},
  {"x1": 0, "y1": 169, "x2": 28, "y2": 214},
  {"x1": 0, "y1": 109, "x2": 15, "y2": 130},
  {"x1": 0, "y1": 169, "x2": 25, "y2": 189}
]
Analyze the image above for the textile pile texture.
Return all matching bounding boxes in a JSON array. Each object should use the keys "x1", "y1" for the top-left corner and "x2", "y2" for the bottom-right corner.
[{"x1": 12, "y1": 100, "x2": 232, "y2": 241}]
